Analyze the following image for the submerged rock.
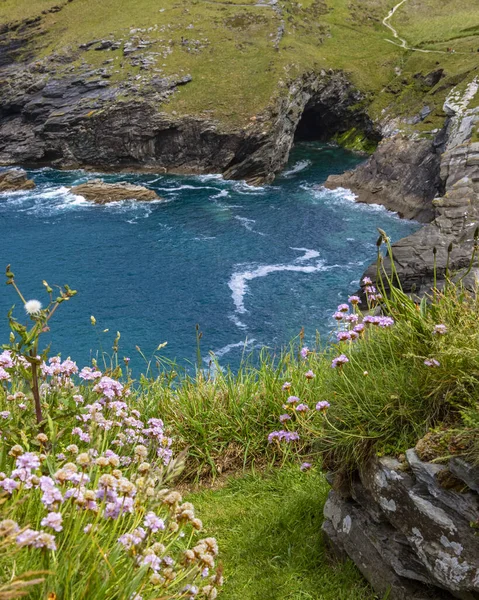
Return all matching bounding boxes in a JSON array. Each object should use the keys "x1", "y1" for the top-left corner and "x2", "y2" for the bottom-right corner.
[
  {"x1": 0, "y1": 168, "x2": 35, "y2": 192},
  {"x1": 70, "y1": 180, "x2": 161, "y2": 204}
]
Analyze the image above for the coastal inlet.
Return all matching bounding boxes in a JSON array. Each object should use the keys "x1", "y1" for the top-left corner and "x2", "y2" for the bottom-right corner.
[{"x1": 0, "y1": 143, "x2": 419, "y2": 370}]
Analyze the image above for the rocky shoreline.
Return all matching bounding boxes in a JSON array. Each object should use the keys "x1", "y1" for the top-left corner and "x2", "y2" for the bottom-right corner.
[
  {"x1": 1, "y1": 5, "x2": 478, "y2": 296},
  {"x1": 357, "y1": 92, "x2": 479, "y2": 296}
]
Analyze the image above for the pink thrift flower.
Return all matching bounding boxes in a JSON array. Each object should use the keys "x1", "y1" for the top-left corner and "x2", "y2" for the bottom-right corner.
[{"x1": 316, "y1": 401, "x2": 330, "y2": 412}]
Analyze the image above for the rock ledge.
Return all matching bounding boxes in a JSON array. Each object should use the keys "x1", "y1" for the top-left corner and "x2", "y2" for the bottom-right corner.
[
  {"x1": 0, "y1": 169, "x2": 35, "y2": 192},
  {"x1": 323, "y1": 450, "x2": 479, "y2": 599}
]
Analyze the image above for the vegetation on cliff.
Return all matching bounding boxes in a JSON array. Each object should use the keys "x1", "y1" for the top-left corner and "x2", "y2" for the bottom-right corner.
[
  {"x1": 1, "y1": 0, "x2": 478, "y2": 136},
  {"x1": 2, "y1": 231, "x2": 479, "y2": 597}
]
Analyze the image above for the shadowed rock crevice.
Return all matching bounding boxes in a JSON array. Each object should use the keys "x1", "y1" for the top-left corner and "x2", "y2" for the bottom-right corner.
[{"x1": 224, "y1": 71, "x2": 379, "y2": 184}]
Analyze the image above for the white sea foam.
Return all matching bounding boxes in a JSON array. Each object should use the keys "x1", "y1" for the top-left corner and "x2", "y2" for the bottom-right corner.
[
  {"x1": 234, "y1": 215, "x2": 266, "y2": 236},
  {"x1": 313, "y1": 185, "x2": 403, "y2": 217},
  {"x1": 232, "y1": 180, "x2": 267, "y2": 195},
  {"x1": 228, "y1": 248, "x2": 327, "y2": 317},
  {"x1": 290, "y1": 247, "x2": 320, "y2": 262},
  {"x1": 145, "y1": 176, "x2": 165, "y2": 184},
  {"x1": 8, "y1": 186, "x2": 91, "y2": 215},
  {"x1": 156, "y1": 184, "x2": 218, "y2": 192},
  {"x1": 197, "y1": 173, "x2": 224, "y2": 183},
  {"x1": 211, "y1": 338, "x2": 257, "y2": 359},
  {"x1": 228, "y1": 313, "x2": 248, "y2": 330},
  {"x1": 282, "y1": 159, "x2": 312, "y2": 177},
  {"x1": 211, "y1": 189, "x2": 230, "y2": 199}
]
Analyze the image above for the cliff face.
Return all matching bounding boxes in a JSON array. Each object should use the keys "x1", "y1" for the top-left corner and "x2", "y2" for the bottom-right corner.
[
  {"x1": 1, "y1": 0, "x2": 477, "y2": 190},
  {"x1": 0, "y1": 51, "x2": 374, "y2": 184},
  {"x1": 357, "y1": 80, "x2": 479, "y2": 295},
  {"x1": 324, "y1": 135, "x2": 443, "y2": 223}
]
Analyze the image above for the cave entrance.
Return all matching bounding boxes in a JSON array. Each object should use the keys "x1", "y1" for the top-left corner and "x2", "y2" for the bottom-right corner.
[
  {"x1": 294, "y1": 105, "x2": 333, "y2": 142},
  {"x1": 292, "y1": 97, "x2": 381, "y2": 152}
]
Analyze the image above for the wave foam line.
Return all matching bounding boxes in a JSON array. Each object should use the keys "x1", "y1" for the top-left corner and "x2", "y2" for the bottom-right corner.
[
  {"x1": 211, "y1": 338, "x2": 257, "y2": 359},
  {"x1": 282, "y1": 159, "x2": 312, "y2": 177},
  {"x1": 290, "y1": 247, "x2": 320, "y2": 262},
  {"x1": 228, "y1": 248, "x2": 326, "y2": 316},
  {"x1": 234, "y1": 215, "x2": 266, "y2": 236}
]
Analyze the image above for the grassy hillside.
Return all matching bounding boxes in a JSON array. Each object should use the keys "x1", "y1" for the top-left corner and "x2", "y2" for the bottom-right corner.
[{"x1": 1, "y1": 0, "x2": 479, "y2": 128}]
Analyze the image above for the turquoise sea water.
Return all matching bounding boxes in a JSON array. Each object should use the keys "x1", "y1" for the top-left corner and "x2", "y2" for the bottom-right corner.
[{"x1": 0, "y1": 143, "x2": 420, "y2": 371}]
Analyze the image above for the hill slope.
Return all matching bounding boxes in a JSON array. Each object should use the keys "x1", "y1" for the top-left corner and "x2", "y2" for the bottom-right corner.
[{"x1": 0, "y1": 0, "x2": 478, "y2": 180}]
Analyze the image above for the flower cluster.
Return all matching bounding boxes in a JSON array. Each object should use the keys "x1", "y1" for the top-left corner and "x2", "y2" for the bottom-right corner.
[
  {"x1": 361, "y1": 277, "x2": 383, "y2": 305},
  {"x1": 0, "y1": 344, "x2": 221, "y2": 599},
  {"x1": 329, "y1": 289, "x2": 395, "y2": 368},
  {"x1": 0, "y1": 444, "x2": 221, "y2": 599},
  {"x1": 267, "y1": 430, "x2": 300, "y2": 443},
  {"x1": 0, "y1": 350, "x2": 31, "y2": 383},
  {"x1": 41, "y1": 356, "x2": 78, "y2": 378}
]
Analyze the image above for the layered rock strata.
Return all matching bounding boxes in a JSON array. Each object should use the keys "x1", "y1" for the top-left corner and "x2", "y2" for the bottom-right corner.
[
  {"x1": 0, "y1": 47, "x2": 376, "y2": 185},
  {"x1": 323, "y1": 450, "x2": 479, "y2": 600},
  {"x1": 323, "y1": 78, "x2": 479, "y2": 296},
  {"x1": 360, "y1": 101, "x2": 479, "y2": 296}
]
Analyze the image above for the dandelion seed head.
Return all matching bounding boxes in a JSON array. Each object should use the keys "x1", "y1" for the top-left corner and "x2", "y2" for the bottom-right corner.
[{"x1": 24, "y1": 300, "x2": 42, "y2": 316}]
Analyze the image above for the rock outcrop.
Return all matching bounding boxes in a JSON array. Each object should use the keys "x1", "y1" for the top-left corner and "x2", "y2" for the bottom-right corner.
[
  {"x1": 323, "y1": 450, "x2": 479, "y2": 600},
  {"x1": 0, "y1": 47, "x2": 377, "y2": 185},
  {"x1": 224, "y1": 71, "x2": 379, "y2": 185},
  {"x1": 0, "y1": 168, "x2": 35, "y2": 192},
  {"x1": 324, "y1": 135, "x2": 443, "y2": 222},
  {"x1": 70, "y1": 180, "x2": 160, "y2": 203},
  {"x1": 362, "y1": 99, "x2": 479, "y2": 295}
]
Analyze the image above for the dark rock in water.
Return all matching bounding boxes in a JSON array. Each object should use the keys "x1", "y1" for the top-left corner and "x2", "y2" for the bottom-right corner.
[
  {"x1": 0, "y1": 168, "x2": 35, "y2": 192},
  {"x1": 324, "y1": 136, "x2": 441, "y2": 223},
  {"x1": 323, "y1": 452, "x2": 479, "y2": 599},
  {"x1": 70, "y1": 180, "x2": 161, "y2": 203}
]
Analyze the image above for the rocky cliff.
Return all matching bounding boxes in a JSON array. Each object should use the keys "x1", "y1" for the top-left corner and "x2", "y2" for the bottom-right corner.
[
  {"x1": 0, "y1": 0, "x2": 478, "y2": 190},
  {"x1": 0, "y1": 45, "x2": 374, "y2": 184},
  {"x1": 323, "y1": 449, "x2": 479, "y2": 600},
  {"x1": 355, "y1": 79, "x2": 479, "y2": 295},
  {"x1": 1, "y1": 0, "x2": 479, "y2": 289}
]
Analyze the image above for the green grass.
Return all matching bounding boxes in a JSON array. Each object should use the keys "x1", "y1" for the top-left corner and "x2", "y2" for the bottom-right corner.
[
  {"x1": 394, "y1": 0, "x2": 479, "y2": 49},
  {"x1": 143, "y1": 350, "x2": 292, "y2": 479},
  {"x1": 1, "y1": 0, "x2": 478, "y2": 130},
  {"x1": 187, "y1": 467, "x2": 374, "y2": 599},
  {"x1": 143, "y1": 244, "x2": 479, "y2": 479}
]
